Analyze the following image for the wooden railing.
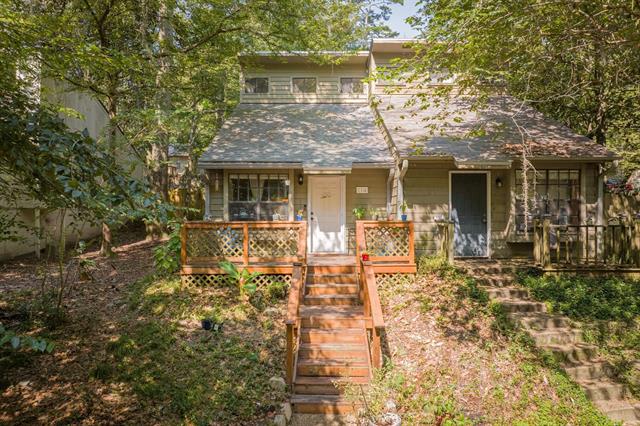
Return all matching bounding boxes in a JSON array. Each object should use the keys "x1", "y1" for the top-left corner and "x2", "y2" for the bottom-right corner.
[
  {"x1": 436, "y1": 220, "x2": 455, "y2": 264},
  {"x1": 359, "y1": 259, "x2": 384, "y2": 369},
  {"x1": 533, "y1": 218, "x2": 640, "y2": 269},
  {"x1": 180, "y1": 221, "x2": 307, "y2": 273},
  {"x1": 355, "y1": 220, "x2": 415, "y2": 270},
  {"x1": 285, "y1": 263, "x2": 305, "y2": 385}
]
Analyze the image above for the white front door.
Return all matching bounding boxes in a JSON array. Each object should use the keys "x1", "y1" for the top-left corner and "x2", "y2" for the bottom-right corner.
[{"x1": 309, "y1": 176, "x2": 345, "y2": 253}]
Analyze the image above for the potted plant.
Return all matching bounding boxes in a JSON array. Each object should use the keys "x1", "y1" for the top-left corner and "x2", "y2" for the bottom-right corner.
[
  {"x1": 295, "y1": 209, "x2": 304, "y2": 221},
  {"x1": 353, "y1": 206, "x2": 366, "y2": 220},
  {"x1": 400, "y1": 201, "x2": 408, "y2": 221},
  {"x1": 361, "y1": 251, "x2": 370, "y2": 262}
]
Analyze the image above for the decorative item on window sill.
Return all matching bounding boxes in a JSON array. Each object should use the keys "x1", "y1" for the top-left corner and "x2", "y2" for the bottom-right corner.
[{"x1": 495, "y1": 177, "x2": 503, "y2": 188}]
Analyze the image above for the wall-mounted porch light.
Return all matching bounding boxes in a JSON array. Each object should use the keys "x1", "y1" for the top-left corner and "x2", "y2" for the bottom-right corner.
[
  {"x1": 298, "y1": 174, "x2": 304, "y2": 185},
  {"x1": 495, "y1": 177, "x2": 503, "y2": 188}
]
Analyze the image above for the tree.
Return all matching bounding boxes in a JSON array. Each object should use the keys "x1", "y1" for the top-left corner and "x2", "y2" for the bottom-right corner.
[
  {"x1": 351, "y1": 0, "x2": 402, "y2": 47},
  {"x1": 401, "y1": 0, "x2": 640, "y2": 158}
]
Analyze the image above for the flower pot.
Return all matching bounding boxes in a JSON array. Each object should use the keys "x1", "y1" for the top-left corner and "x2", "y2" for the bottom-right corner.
[
  {"x1": 295, "y1": 214, "x2": 303, "y2": 221},
  {"x1": 201, "y1": 319, "x2": 213, "y2": 331},
  {"x1": 401, "y1": 214, "x2": 408, "y2": 221},
  {"x1": 361, "y1": 253, "x2": 370, "y2": 262}
]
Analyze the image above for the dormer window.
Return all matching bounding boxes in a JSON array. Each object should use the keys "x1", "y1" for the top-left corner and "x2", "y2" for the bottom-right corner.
[
  {"x1": 245, "y1": 77, "x2": 269, "y2": 94},
  {"x1": 340, "y1": 78, "x2": 364, "y2": 94},
  {"x1": 292, "y1": 77, "x2": 316, "y2": 94}
]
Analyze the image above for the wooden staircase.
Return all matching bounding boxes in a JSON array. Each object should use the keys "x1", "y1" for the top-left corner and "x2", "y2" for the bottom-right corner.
[{"x1": 290, "y1": 261, "x2": 371, "y2": 414}]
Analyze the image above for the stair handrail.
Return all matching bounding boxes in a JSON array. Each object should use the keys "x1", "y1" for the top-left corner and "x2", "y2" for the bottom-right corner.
[
  {"x1": 359, "y1": 259, "x2": 384, "y2": 369},
  {"x1": 285, "y1": 262, "x2": 305, "y2": 386}
]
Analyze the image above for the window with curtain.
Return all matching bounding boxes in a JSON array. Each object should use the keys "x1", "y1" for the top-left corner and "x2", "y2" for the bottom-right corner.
[
  {"x1": 515, "y1": 169, "x2": 581, "y2": 233},
  {"x1": 229, "y1": 173, "x2": 289, "y2": 221},
  {"x1": 292, "y1": 77, "x2": 316, "y2": 93},
  {"x1": 244, "y1": 77, "x2": 268, "y2": 94},
  {"x1": 340, "y1": 77, "x2": 363, "y2": 94}
]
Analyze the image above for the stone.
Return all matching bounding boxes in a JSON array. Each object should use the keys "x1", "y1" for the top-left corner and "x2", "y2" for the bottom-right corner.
[
  {"x1": 273, "y1": 414, "x2": 287, "y2": 426},
  {"x1": 269, "y1": 376, "x2": 287, "y2": 392},
  {"x1": 384, "y1": 399, "x2": 397, "y2": 413},
  {"x1": 264, "y1": 307, "x2": 279, "y2": 316},
  {"x1": 379, "y1": 412, "x2": 402, "y2": 426},
  {"x1": 281, "y1": 402, "x2": 292, "y2": 421}
]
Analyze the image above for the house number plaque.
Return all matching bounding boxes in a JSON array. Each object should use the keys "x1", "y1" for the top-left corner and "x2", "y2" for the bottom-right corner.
[{"x1": 356, "y1": 187, "x2": 369, "y2": 194}]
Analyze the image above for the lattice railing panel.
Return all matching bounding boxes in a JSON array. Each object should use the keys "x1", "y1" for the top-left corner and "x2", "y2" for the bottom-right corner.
[
  {"x1": 186, "y1": 226, "x2": 243, "y2": 259},
  {"x1": 181, "y1": 273, "x2": 291, "y2": 287},
  {"x1": 248, "y1": 227, "x2": 299, "y2": 258},
  {"x1": 375, "y1": 273, "x2": 416, "y2": 288},
  {"x1": 365, "y1": 226, "x2": 410, "y2": 257}
]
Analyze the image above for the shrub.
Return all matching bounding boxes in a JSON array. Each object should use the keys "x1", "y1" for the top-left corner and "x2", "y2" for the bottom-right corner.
[
  {"x1": 153, "y1": 222, "x2": 182, "y2": 275},
  {"x1": 520, "y1": 274, "x2": 640, "y2": 321}
]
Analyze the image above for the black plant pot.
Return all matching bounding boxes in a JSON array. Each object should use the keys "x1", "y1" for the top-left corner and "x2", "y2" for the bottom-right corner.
[{"x1": 201, "y1": 319, "x2": 213, "y2": 330}]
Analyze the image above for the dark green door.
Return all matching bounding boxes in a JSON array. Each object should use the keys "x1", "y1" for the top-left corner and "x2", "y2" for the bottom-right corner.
[{"x1": 451, "y1": 173, "x2": 488, "y2": 257}]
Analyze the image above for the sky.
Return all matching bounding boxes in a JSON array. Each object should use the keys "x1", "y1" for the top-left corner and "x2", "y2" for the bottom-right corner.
[{"x1": 387, "y1": 0, "x2": 420, "y2": 38}]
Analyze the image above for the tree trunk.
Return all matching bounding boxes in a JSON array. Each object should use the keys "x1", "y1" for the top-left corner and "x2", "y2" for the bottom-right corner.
[
  {"x1": 100, "y1": 94, "x2": 118, "y2": 256},
  {"x1": 146, "y1": 0, "x2": 173, "y2": 240}
]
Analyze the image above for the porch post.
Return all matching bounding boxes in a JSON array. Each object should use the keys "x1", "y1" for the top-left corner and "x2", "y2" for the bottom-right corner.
[{"x1": 204, "y1": 170, "x2": 211, "y2": 219}]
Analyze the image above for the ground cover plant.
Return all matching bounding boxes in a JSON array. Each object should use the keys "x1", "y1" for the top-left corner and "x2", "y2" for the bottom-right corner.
[
  {"x1": 520, "y1": 273, "x2": 640, "y2": 398},
  {"x1": 0, "y1": 230, "x2": 289, "y2": 425},
  {"x1": 344, "y1": 256, "x2": 613, "y2": 425}
]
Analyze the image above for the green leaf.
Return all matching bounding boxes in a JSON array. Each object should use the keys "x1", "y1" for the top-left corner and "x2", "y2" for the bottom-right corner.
[{"x1": 11, "y1": 336, "x2": 20, "y2": 349}]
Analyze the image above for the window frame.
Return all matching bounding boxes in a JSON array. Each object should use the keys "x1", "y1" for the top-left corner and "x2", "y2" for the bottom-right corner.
[
  {"x1": 244, "y1": 77, "x2": 269, "y2": 94},
  {"x1": 514, "y1": 168, "x2": 581, "y2": 233},
  {"x1": 291, "y1": 77, "x2": 317, "y2": 94},
  {"x1": 339, "y1": 77, "x2": 364, "y2": 94},
  {"x1": 228, "y1": 173, "x2": 290, "y2": 221}
]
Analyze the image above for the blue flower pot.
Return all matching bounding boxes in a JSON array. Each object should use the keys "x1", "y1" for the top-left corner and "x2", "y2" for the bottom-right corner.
[
  {"x1": 401, "y1": 214, "x2": 408, "y2": 221},
  {"x1": 295, "y1": 215, "x2": 303, "y2": 221}
]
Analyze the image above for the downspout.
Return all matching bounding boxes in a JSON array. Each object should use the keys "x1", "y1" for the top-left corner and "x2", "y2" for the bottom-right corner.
[
  {"x1": 386, "y1": 168, "x2": 395, "y2": 218},
  {"x1": 397, "y1": 159, "x2": 409, "y2": 214}
]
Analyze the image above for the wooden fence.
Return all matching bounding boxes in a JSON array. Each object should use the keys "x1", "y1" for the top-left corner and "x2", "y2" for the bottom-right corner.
[
  {"x1": 533, "y1": 218, "x2": 640, "y2": 269},
  {"x1": 355, "y1": 220, "x2": 415, "y2": 272}
]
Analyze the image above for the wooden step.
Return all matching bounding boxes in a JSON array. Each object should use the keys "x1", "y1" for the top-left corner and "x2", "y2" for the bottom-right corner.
[
  {"x1": 307, "y1": 265, "x2": 356, "y2": 275},
  {"x1": 291, "y1": 394, "x2": 355, "y2": 414},
  {"x1": 294, "y1": 376, "x2": 369, "y2": 395},
  {"x1": 297, "y1": 358, "x2": 369, "y2": 377},
  {"x1": 301, "y1": 328, "x2": 366, "y2": 344},
  {"x1": 300, "y1": 306, "x2": 365, "y2": 328},
  {"x1": 306, "y1": 283, "x2": 359, "y2": 296},
  {"x1": 299, "y1": 343, "x2": 369, "y2": 359},
  {"x1": 305, "y1": 294, "x2": 360, "y2": 306},
  {"x1": 307, "y1": 274, "x2": 358, "y2": 284}
]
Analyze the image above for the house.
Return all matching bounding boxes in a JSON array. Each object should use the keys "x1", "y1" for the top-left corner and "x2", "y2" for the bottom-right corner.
[
  {"x1": 188, "y1": 39, "x2": 630, "y2": 416},
  {"x1": 0, "y1": 79, "x2": 141, "y2": 260},
  {"x1": 198, "y1": 39, "x2": 617, "y2": 260}
]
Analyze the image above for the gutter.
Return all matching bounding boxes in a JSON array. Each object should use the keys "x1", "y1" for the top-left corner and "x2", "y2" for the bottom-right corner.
[{"x1": 397, "y1": 159, "x2": 409, "y2": 213}]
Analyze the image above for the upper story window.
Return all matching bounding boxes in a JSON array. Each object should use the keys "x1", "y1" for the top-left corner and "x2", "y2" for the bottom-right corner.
[
  {"x1": 245, "y1": 77, "x2": 269, "y2": 94},
  {"x1": 292, "y1": 77, "x2": 316, "y2": 94},
  {"x1": 340, "y1": 77, "x2": 364, "y2": 94}
]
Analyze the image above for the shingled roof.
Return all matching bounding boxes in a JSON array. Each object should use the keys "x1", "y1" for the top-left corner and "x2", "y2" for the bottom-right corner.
[
  {"x1": 198, "y1": 104, "x2": 393, "y2": 170},
  {"x1": 376, "y1": 95, "x2": 616, "y2": 165}
]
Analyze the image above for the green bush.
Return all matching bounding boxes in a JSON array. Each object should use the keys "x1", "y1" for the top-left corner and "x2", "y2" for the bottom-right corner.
[
  {"x1": 520, "y1": 274, "x2": 640, "y2": 321},
  {"x1": 153, "y1": 222, "x2": 182, "y2": 275}
]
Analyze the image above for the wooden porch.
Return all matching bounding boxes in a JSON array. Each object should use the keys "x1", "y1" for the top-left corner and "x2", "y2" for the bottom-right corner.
[{"x1": 179, "y1": 219, "x2": 416, "y2": 414}]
